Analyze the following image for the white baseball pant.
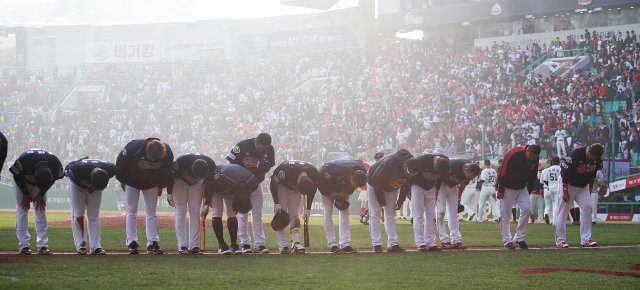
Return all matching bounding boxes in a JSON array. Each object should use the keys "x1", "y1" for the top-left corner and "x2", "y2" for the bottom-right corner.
[
  {"x1": 14, "y1": 181, "x2": 48, "y2": 250},
  {"x1": 557, "y1": 141, "x2": 567, "y2": 157},
  {"x1": 530, "y1": 192, "x2": 544, "y2": 223},
  {"x1": 436, "y1": 184, "x2": 462, "y2": 244},
  {"x1": 543, "y1": 188, "x2": 558, "y2": 224},
  {"x1": 411, "y1": 185, "x2": 437, "y2": 248},
  {"x1": 555, "y1": 184, "x2": 593, "y2": 245},
  {"x1": 591, "y1": 192, "x2": 598, "y2": 221},
  {"x1": 499, "y1": 186, "x2": 531, "y2": 245},
  {"x1": 367, "y1": 183, "x2": 399, "y2": 248},
  {"x1": 274, "y1": 185, "x2": 302, "y2": 250},
  {"x1": 238, "y1": 185, "x2": 266, "y2": 248},
  {"x1": 172, "y1": 178, "x2": 204, "y2": 250},
  {"x1": 460, "y1": 188, "x2": 478, "y2": 218},
  {"x1": 477, "y1": 187, "x2": 500, "y2": 222},
  {"x1": 125, "y1": 185, "x2": 160, "y2": 247},
  {"x1": 70, "y1": 181, "x2": 102, "y2": 252},
  {"x1": 321, "y1": 194, "x2": 351, "y2": 248}
]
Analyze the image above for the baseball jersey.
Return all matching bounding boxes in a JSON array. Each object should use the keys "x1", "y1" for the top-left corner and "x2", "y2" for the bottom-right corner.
[
  {"x1": 169, "y1": 153, "x2": 217, "y2": 194},
  {"x1": 115, "y1": 138, "x2": 174, "y2": 190},
  {"x1": 10, "y1": 148, "x2": 64, "y2": 196},
  {"x1": 0, "y1": 132, "x2": 6, "y2": 174},
  {"x1": 479, "y1": 168, "x2": 497, "y2": 187},
  {"x1": 540, "y1": 165, "x2": 561, "y2": 191},
  {"x1": 226, "y1": 138, "x2": 275, "y2": 183},
  {"x1": 366, "y1": 149, "x2": 414, "y2": 206},
  {"x1": 440, "y1": 158, "x2": 474, "y2": 187},
  {"x1": 561, "y1": 146, "x2": 603, "y2": 188},
  {"x1": 497, "y1": 146, "x2": 538, "y2": 193},
  {"x1": 317, "y1": 159, "x2": 367, "y2": 196},
  {"x1": 270, "y1": 160, "x2": 319, "y2": 210},
  {"x1": 204, "y1": 164, "x2": 259, "y2": 205},
  {"x1": 65, "y1": 159, "x2": 117, "y2": 192},
  {"x1": 410, "y1": 153, "x2": 449, "y2": 191}
]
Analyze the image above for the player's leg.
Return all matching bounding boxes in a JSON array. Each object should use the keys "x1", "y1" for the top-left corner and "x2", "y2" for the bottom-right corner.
[
  {"x1": 70, "y1": 181, "x2": 88, "y2": 253},
  {"x1": 187, "y1": 181, "x2": 203, "y2": 251},
  {"x1": 211, "y1": 193, "x2": 229, "y2": 254},
  {"x1": 477, "y1": 189, "x2": 489, "y2": 222},
  {"x1": 223, "y1": 196, "x2": 239, "y2": 253},
  {"x1": 574, "y1": 186, "x2": 594, "y2": 245},
  {"x1": 445, "y1": 187, "x2": 462, "y2": 245},
  {"x1": 87, "y1": 188, "x2": 103, "y2": 253},
  {"x1": 172, "y1": 179, "x2": 189, "y2": 251},
  {"x1": 461, "y1": 189, "x2": 475, "y2": 220},
  {"x1": 424, "y1": 188, "x2": 438, "y2": 249},
  {"x1": 513, "y1": 187, "x2": 531, "y2": 245},
  {"x1": 490, "y1": 193, "x2": 500, "y2": 221},
  {"x1": 500, "y1": 188, "x2": 517, "y2": 246},
  {"x1": 411, "y1": 185, "x2": 426, "y2": 248},
  {"x1": 367, "y1": 184, "x2": 383, "y2": 249},
  {"x1": 590, "y1": 191, "x2": 598, "y2": 223},
  {"x1": 382, "y1": 189, "x2": 401, "y2": 250},
  {"x1": 321, "y1": 194, "x2": 337, "y2": 250},
  {"x1": 14, "y1": 182, "x2": 32, "y2": 252},
  {"x1": 250, "y1": 186, "x2": 265, "y2": 249},
  {"x1": 338, "y1": 202, "x2": 351, "y2": 250},
  {"x1": 536, "y1": 194, "x2": 544, "y2": 223},
  {"x1": 141, "y1": 187, "x2": 161, "y2": 252},
  {"x1": 436, "y1": 186, "x2": 451, "y2": 245},
  {"x1": 124, "y1": 185, "x2": 141, "y2": 246},
  {"x1": 275, "y1": 185, "x2": 291, "y2": 251},
  {"x1": 543, "y1": 189, "x2": 553, "y2": 224},
  {"x1": 286, "y1": 189, "x2": 303, "y2": 252},
  {"x1": 555, "y1": 184, "x2": 577, "y2": 246}
]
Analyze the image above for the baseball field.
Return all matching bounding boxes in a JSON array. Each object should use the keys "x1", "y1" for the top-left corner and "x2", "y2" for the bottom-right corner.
[{"x1": 0, "y1": 211, "x2": 639, "y2": 289}]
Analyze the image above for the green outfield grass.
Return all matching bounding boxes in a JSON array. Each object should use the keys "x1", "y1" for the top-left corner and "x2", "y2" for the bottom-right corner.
[{"x1": 0, "y1": 212, "x2": 639, "y2": 289}]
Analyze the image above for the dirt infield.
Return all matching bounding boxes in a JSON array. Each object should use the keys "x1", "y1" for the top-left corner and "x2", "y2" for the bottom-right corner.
[{"x1": 521, "y1": 266, "x2": 640, "y2": 278}]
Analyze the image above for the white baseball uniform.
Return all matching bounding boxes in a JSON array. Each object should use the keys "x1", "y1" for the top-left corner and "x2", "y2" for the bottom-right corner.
[
  {"x1": 477, "y1": 168, "x2": 499, "y2": 222},
  {"x1": 460, "y1": 177, "x2": 478, "y2": 219},
  {"x1": 540, "y1": 165, "x2": 561, "y2": 224},
  {"x1": 555, "y1": 129, "x2": 567, "y2": 157},
  {"x1": 411, "y1": 184, "x2": 437, "y2": 247},
  {"x1": 436, "y1": 183, "x2": 462, "y2": 244},
  {"x1": 321, "y1": 194, "x2": 351, "y2": 248},
  {"x1": 172, "y1": 178, "x2": 204, "y2": 250}
]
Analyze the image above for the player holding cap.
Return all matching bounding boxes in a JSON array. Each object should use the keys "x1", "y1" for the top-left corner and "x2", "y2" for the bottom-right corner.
[
  {"x1": 202, "y1": 164, "x2": 257, "y2": 255},
  {"x1": 397, "y1": 153, "x2": 450, "y2": 252},
  {"x1": 116, "y1": 138, "x2": 174, "y2": 255},
  {"x1": 366, "y1": 149, "x2": 417, "y2": 253},
  {"x1": 10, "y1": 148, "x2": 64, "y2": 255},
  {"x1": 227, "y1": 133, "x2": 275, "y2": 254},
  {"x1": 65, "y1": 157, "x2": 116, "y2": 255},
  {"x1": 555, "y1": 143, "x2": 604, "y2": 248},
  {"x1": 168, "y1": 153, "x2": 216, "y2": 255},
  {"x1": 318, "y1": 159, "x2": 367, "y2": 253},
  {"x1": 496, "y1": 145, "x2": 540, "y2": 250},
  {"x1": 476, "y1": 160, "x2": 500, "y2": 223},
  {"x1": 270, "y1": 160, "x2": 319, "y2": 254}
]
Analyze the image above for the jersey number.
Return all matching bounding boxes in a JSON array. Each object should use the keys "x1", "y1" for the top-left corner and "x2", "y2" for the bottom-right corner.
[{"x1": 549, "y1": 173, "x2": 558, "y2": 181}]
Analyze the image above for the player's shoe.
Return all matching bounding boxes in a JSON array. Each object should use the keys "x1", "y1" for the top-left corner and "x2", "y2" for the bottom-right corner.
[
  {"x1": 581, "y1": 240, "x2": 598, "y2": 247},
  {"x1": 330, "y1": 246, "x2": 340, "y2": 254},
  {"x1": 231, "y1": 244, "x2": 242, "y2": 255},
  {"x1": 386, "y1": 245, "x2": 405, "y2": 253},
  {"x1": 418, "y1": 245, "x2": 429, "y2": 252},
  {"x1": 190, "y1": 247, "x2": 203, "y2": 255},
  {"x1": 340, "y1": 246, "x2": 357, "y2": 254},
  {"x1": 440, "y1": 242, "x2": 452, "y2": 250},
  {"x1": 292, "y1": 242, "x2": 305, "y2": 254},
  {"x1": 241, "y1": 244, "x2": 253, "y2": 254},
  {"x1": 557, "y1": 242, "x2": 569, "y2": 249},
  {"x1": 91, "y1": 248, "x2": 106, "y2": 255},
  {"x1": 19, "y1": 247, "x2": 31, "y2": 255},
  {"x1": 37, "y1": 247, "x2": 51, "y2": 255},
  {"x1": 128, "y1": 241, "x2": 139, "y2": 255},
  {"x1": 503, "y1": 242, "x2": 516, "y2": 250},
  {"x1": 515, "y1": 241, "x2": 528, "y2": 250},
  {"x1": 279, "y1": 247, "x2": 291, "y2": 254},
  {"x1": 372, "y1": 245, "x2": 383, "y2": 253},
  {"x1": 572, "y1": 220, "x2": 580, "y2": 225},
  {"x1": 544, "y1": 214, "x2": 550, "y2": 224},
  {"x1": 77, "y1": 247, "x2": 88, "y2": 255},
  {"x1": 177, "y1": 247, "x2": 189, "y2": 255},
  {"x1": 255, "y1": 245, "x2": 270, "y2": 254},
  {"x1": 452, "y1": 242, "x2": 467, "y2": 250},
  {"x1": 147, "y1": 241, "x2": 164, "y2": 255},
  {"x1": 218, "y1": 244, "x2": 233, "y2": 255}
]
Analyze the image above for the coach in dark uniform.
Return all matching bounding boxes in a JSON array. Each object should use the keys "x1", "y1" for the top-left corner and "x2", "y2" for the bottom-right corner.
[
  {"x1": 203, "y1": 164, "x2": 257, "y2": 255},
  {"x1": 10, "y1": 148, "x2": 64, "y2": 255},
  {"x1": 116, "y1": 137, "x2": 174, "y2": 255},
  {"x1": 168, "y1": 153, "x2": 216, "y2": 255},
  {"x1": 397, "y1": 153, "x2": 450, "y2": 252},
  {"x1": 555, "y1": 143, "x2": 604, "y2": 248},
  {"x1": 227, "y1": 133, "x2": 275, "y2": 254},
  {"x1": 366, "y1": 149, "x2": 418, "y2": 253},
  {"x1": 65, "y1": 157, "x2": 117, "y2": 255},
  {"x1": 270, "y1": 160, "x2": 319, "y2": 254},
  {"x1": 318, "y1": 159, "x2": 367, "y2": 253},
  {"x1": 496, "y1": 145, "x2": 540, "y2": 250}
]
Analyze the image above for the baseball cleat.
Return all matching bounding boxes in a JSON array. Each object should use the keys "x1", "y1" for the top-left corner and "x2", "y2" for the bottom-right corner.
[
  {"x1": 386, "y1": 245, "x2": 405, "y2": 253},
  {"x1": 128, "y1": 241, "x2": 139, "y2": 255},
  {"x1": 418, "y1": 245, "x2": 429, "y2": 252},
  {"x1": 231, "y1": 244, "x2": 242, "y2": 255},
  {"x1": 557, "y1": 242, "x2": 570, "y2": 249},
  {"x1": 544, "y1": 214, "x2": 550, "y2": 224},
  {"x1": 292, "y1": 242, "x2": 306, "y2": 254},
  {"x1": 241, "y1": 244, "x2": 253, "y2": 254},
  {"x1": 19, "y1": 247, "x2": 31, "y2": 255},
  {"x1": 515, "y1": 241, "x2": 528, "y2": 250},
  {"x1": 280, "y1": 247, "x2": 291, "y2": 254},
  {"x1": 581, "y1": 240, "x2": 598, "y2": 247},
  {"x1": 440, "y1": 242, "x2": 452, "y2": 250},
  {"x1": 340, "y1": 246, "x2": 357, "y2": 254},
  {"x1": 178, "y1": 247, "x2": 189, "y2": 255},
  {"x1": 372, "y1": 245, "x2": 383, "y2": 253},
  {"x1": 428, "y1": 246, "x2": 441, "y2": 251},
  {"x1": 77, "y1": 247, "x2": 88, "y2": 255},
  {"x1": 190, "y1": 247, "x2": 203, "y2": 255},
  {"x1": 147, "y1": 241, "x2": 164, "y2": 255},
  {"x1": 218, "y1": 244, "x2": 233, "y2": 255},
  {"x1": 504, "y1": 242, "x2": 516, "y2": 250},
  {"x1": 91, "y1": 248, "x2": 106, "y2": 255},
  {"x1": 37, "y1": 247, "x2": 51, "y2": 255},
  {"x1": 572, "y1": 221, "x2": 580, "y2": 225},
  {"x1": 452, "y1": 242, "x2": 467, "y2": 250},
  {"x1": 255, "y1": 245, "x2": 270, "y2": 254},
  {"x1": 330, "y1": 246, "x2": 340, "y2": 254}
]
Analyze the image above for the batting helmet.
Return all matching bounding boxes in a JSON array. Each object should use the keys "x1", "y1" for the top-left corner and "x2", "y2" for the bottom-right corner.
[
  {"x1": 271, "y1": 210, "x2": 290, "y2": 231},
  {"x1": 334, "y1": 199, "x2": 350, "y2": 211}
]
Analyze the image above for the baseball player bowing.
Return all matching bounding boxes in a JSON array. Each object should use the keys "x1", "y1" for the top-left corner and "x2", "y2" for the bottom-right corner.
[
  {"x1": 65, "y1": 157, "x2": 116, "y2": 255},
  {"x1": 227, "y1": 133, "x2": 275, "y2": 254},
  {"x1": 436, "y1": 158, "x2": 480, "y2": 250},
  {"x1": 270, "y1": 160, "x2": 319, "y2": 254},
  {"x1": 317, "y1": 159, "x2": 367, "y2": 253},
  {"x1": 496, "y1": 145, "x2": 540, "y2": 250},
  {"x1": 555, "y1": 143, "x2": 604, "y2": 248},
  {"x1": 202, "y1": 164, "x2": 256, "y2": 255},
  {"x1": 10, "y1": 148, "x2": 64, "y2": 255},
  {"x1": 397, "y1": 153, "x2": 450, "y2": 252},
  {"x1": 116, "y1": 138, "x2": 174, "y2": 255},
  {"x1": 366, "y1": 149, "x2": 418, "y2": 253},
  {"x1": 168, "y1": 153, "x2": 216, "y2": 255}
]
